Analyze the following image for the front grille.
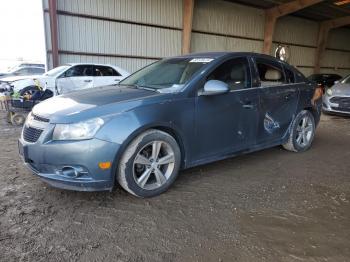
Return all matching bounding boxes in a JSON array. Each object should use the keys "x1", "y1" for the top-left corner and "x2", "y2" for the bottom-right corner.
[
  {"x1": 330, "y1": 96, "x2": 350, "y2": 105},
  {"x1": 32, "y1": 114, "x2": 49, "y2": 123},
  {"x1": 23, "y1": 126, "x2": 43, "y2": 143},
  {"x1": 331, "y1": 107, "x2": 350, "y2": 113}
]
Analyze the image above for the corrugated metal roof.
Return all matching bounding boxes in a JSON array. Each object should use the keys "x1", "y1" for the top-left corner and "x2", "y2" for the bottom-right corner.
[{"x1": 225, "y1": 0, "x2": 350, "y2": 22}]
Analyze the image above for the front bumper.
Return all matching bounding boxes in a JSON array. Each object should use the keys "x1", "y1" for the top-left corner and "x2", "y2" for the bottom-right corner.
[
  {"x1": 19, "y1": 124, "x2": 121, "y2": 191},
  {"x1": 322, "y1": 95, "x2": 350, "y2": 115}
]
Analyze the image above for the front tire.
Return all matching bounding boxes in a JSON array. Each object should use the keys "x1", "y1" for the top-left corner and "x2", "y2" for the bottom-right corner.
[
  {"x1": 283, "y1": 110, "x2": 315, "y2": 152},
  {"x1": 117, "y1": 129, "x2": 181, "y2": 198}
]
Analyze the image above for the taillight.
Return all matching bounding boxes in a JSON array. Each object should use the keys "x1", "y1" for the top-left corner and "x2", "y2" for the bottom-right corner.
[{"x1": 311, "y1": 86, "x2": 323, "y2": 106}]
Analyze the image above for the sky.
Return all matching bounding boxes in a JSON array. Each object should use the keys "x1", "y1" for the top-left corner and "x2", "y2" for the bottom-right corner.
[{"x1": 0, "y1": 0, "x2": 46, "y2": 71}]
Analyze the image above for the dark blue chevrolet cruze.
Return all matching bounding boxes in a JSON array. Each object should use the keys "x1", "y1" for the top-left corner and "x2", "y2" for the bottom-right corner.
[{"x1": 19, "y1": 52, "x2": 321, "y2": 197}]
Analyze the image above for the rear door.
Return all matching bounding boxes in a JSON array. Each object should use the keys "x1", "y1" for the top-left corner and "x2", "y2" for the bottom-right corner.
[
  {"x1": 93, "y1": 65, "x2": 123, "y2": 87},
  {"x1": 194, "y1": 56, "x2": 259, "y2": 160},
  {"x1": 254, "y1": 57, "x2": 299, "y2": 144},
  {"x1": 56, "y1": 65, "x2": 94, "y2": 94}
]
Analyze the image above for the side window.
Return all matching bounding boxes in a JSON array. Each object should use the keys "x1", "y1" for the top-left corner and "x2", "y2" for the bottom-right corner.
[
  {"x1": 207, "y1": 57, "x2": 250, "y2": 90},
  {"x1": 93, "y1": 66, "x2": 121, "y2": 77},
  {"x1": 255, "y1": 58, "x2": 285, "y2": 86},
  {"x1": 15, "y1": 68, "x2": 29, "y2": 75},
  {"x1": 29, "y1": 68, "x2": 45, "y2": 75},
  {"x1": 64, "y1": 65, "x2": 93, "y2": 77},
  {"x1": 284, "y1": 66, "x2": 295, "y2": 83}
]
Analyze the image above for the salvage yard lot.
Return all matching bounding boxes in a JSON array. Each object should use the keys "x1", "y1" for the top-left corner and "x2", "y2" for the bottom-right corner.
[{"x1": 0, "y1": 111, "x2": 349, "y2": 262}]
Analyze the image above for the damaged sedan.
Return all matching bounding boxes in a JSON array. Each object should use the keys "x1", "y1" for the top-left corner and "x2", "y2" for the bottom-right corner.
[{"x1": 19, "y1": 52, "x2": 321, "y2": 197}]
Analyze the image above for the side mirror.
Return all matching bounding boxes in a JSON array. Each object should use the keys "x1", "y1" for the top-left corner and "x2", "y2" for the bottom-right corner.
[{"x1": 199, "y1": 80, "x2": 229, "y2": 96}]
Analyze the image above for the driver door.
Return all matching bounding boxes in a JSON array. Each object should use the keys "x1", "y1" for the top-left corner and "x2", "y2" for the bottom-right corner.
[
  {"x1": 56, "y1": 65, "x2": 93, "y2": 94},
  {"x1": 194, "y1": 57, "x2": 259, "y2": 161}
]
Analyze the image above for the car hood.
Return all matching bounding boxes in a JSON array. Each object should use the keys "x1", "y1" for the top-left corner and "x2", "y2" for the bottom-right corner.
[
  {"x1": 331, "y1": 83, "x2": 350, "y2": 96},
  {"x1": 0, "y1": 74, "x2": 44, "y2": 82},
  {"x1": 32, "y1": 85, "x2": 167, "y2": 123}
]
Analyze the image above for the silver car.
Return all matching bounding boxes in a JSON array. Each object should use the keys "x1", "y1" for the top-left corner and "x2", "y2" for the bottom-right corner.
[{"x1": 323, "y1": 74, "x2": 350, "y2": 115}]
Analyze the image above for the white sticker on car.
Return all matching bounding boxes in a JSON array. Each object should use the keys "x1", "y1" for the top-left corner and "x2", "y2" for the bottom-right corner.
[{"x1": 189, "y1": 58, "x2": 214, "y2": 63}]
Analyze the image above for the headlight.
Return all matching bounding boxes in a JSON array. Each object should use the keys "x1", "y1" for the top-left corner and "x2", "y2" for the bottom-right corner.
[
  {"x1": 326, "y1": 88, "x2": 333, "y2": 96},
  {"x1": 52, "y1": 117, "x2": 104, "y2": 140}
]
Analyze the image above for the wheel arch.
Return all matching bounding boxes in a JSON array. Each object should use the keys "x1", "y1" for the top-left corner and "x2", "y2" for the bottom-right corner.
[
  {"x1": 303, "y1": 106, "x2": 320, "y2": 126},
  {"x1": 111, "y1": 122, "x2": 187, "y2": 189}
]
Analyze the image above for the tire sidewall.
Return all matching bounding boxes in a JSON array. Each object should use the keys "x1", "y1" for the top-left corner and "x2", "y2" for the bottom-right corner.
[
  {"x1": 291, "y1": 110, "x2": 315, "y2": 152},
  {"x1": 118, "y1": 130, "x2": 181, "y2": 198}
]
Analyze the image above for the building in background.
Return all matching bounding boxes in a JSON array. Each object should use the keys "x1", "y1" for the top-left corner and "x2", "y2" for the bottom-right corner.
[{"x1": 42, "y1": 0, "x2": 350, "y2": 76}]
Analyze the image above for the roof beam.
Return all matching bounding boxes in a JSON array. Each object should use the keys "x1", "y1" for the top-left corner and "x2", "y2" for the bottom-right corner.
[
  {"x1": 263, "y1": 0, "x2": 324, "y2": 54},
  {"x1": 182, "y1": 0, "x2": 194, "y2": 54},
  {"x1": 48, "y1": 0, "x2": 59, "y2": 68},
  {"x1": 314, "y1": 16, "x2": 350, "y2": 73}
]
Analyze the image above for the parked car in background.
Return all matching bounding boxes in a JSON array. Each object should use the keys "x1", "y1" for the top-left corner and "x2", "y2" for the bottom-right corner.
[
  {"x1": 0, "y1": 66, "x2": 45, "y2": 79},
  {"x1": 9, "y1": 63, "x2": 45, "y2": 69},
  {"x1": 3, "y1": 63, "x2": 129, "y2": 95},
  {"x1": 323, "y1": 74, "x2": 350, "y2": 115},
  {"x1": 0, "y1": 75, "x2": 42, "y2": 93},
  {"x1": 307, "y1": 73, "x2": 342, "y2": 93},
  {"x1": 19, "y1": 52, "x2": 321, "y2": 197}
]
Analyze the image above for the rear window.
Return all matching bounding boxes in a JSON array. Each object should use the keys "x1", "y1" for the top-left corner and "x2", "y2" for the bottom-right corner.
[
  {"x1": 255, "y1": 58, "x2": 286, "y2": 86},
  {"x1": 94, "y1": 66, "x2": 121, "y2": 77}
]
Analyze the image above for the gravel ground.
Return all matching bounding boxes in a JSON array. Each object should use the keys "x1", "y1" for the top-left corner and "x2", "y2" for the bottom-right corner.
[{"x1": 0, "y1": 111, "x2": 349, "y2": 262}]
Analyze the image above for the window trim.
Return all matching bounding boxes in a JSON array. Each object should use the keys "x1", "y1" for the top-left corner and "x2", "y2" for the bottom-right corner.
[{"x1": 282, "y1": 64, "x2": 297, "y2": 84}]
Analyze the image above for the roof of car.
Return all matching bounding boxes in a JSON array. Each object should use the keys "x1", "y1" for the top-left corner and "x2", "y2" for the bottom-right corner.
[
  {"x1": 0, "y1": 75, "x2": 41, "y2": 82},
  {"x1": 175, "y1": 51, "x2": 278, "y2": 60},
  {"x1": 65, "y1": 63, "x2": 119, "y2": 67}
]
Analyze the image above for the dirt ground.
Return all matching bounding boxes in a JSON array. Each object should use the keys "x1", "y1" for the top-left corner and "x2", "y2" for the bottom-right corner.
[{"x1": 0, "y1": 111, "x2": 349, "y2": 262}]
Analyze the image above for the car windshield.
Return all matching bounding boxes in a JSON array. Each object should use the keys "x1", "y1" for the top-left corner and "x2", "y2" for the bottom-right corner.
[
  {"x1": 341, "y1": 75, "x2": 350, "y2": 84},
  {"x1": 44, "y1": 65, "x2": 70, "y2": 77},
  {"x1": 120, "y1": 57, "x2": 214, "y2": 91}
]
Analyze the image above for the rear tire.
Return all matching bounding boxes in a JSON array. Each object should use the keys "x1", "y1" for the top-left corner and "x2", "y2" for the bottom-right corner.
[
  {"x1": 117, "y1": 129, "x2": 181, "y2": 198},
  {"x1": 283, "y1": 110, "x2": 315, "y2": 152}
]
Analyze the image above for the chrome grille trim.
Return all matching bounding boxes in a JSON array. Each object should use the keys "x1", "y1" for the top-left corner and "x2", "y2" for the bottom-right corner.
[{"x1": 32, "y1": 113, "x2": 49, "y2": 123}]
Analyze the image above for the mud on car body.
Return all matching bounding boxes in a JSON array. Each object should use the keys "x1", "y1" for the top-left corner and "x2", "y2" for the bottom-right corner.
[{"x1": 19, "y1": 52, "x2": 321, "y2": 197}]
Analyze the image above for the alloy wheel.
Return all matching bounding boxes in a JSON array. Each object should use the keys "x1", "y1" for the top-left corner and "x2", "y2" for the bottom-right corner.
[
  {"x1": 133, "y1": 141, "x2": 175, "y2": 190},
  {"x1": 295, "y1": 115, "x2": 313, "y2": 147}
]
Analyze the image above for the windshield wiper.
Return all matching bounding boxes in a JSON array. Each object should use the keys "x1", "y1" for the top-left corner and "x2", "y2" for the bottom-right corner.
[{"x1": 118, "y1": 83, "x2": 158, "y2": 92}]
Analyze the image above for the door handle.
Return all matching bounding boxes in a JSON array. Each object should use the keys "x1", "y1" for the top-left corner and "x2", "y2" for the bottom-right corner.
[
  {"x1": 243, "y1": 104, "x2": 254, "y2": 109},
  {"x1": 84, "y1": 79, "x2": 92, "y2": 83},
  {"x1": 242, "y1": 101, "x2": 254, "y2": 109}
]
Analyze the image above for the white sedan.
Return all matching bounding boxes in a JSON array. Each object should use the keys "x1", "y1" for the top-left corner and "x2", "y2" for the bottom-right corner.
[{"x1": 0, "y1": 63, "x2": 129, "y2": 94}]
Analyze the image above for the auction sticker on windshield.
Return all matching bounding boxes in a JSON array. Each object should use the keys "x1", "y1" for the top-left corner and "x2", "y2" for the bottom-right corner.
[{"x1": 189, "y1": 58, "x2": 214, "y2": 63}]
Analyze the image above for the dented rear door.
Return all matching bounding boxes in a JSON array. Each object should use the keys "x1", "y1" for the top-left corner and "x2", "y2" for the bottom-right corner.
[{"x1": 253, "y1": 58, "x2": 300, "y2": 144}]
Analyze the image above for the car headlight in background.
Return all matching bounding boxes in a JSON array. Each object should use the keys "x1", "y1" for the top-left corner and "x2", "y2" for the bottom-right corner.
[
  {"x1": 52, "y1": 117, "x2": 105, "y2": 140},
  {"x1": 326, "y1": 88, "x2": 333, "y2": 96}
]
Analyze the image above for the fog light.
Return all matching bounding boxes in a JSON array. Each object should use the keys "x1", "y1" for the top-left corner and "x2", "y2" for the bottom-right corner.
[
  {"x1": 99, "y1": 162, "x2": 111, "y2": 170},
  {"x1": 62, "y1": 166, "x2": 81, "y2": 177}
]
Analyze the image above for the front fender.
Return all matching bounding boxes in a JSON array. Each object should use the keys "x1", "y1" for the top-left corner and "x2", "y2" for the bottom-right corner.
[{"x1": 95, "y1": 98, "x2": 194, "y2": 166}]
